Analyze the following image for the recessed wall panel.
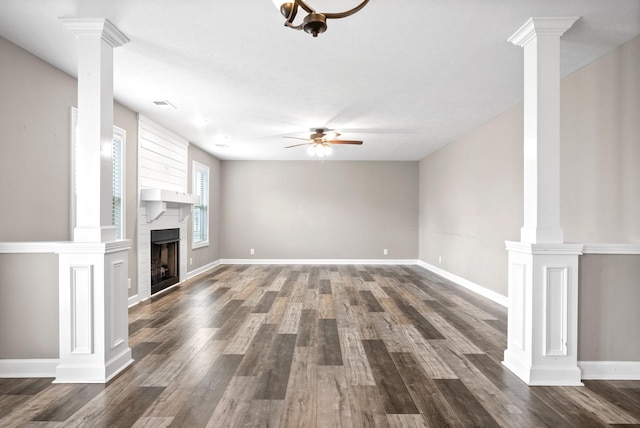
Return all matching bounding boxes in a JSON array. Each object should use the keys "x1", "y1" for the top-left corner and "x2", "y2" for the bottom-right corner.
[
  {"x1": 544, "y1": 266, "x2": 568, "y2": 356},
  {"x1": 70, "y1": 265, "x2": 93, "y2": 354}
]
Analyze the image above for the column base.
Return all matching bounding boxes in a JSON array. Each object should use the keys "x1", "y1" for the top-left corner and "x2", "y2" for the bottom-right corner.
[
  {"x1": 56, "y1": 241, "x2": 132, "y2": 384},
  {"x1": 504, "y1": 241, "x2": 583, "y2": 386},
  {"x1": 503, "y1": 350, "x2": 583, "y2": 386},
  {"x1": 54, "y1": 348, "x2": 133, "y2": 384}
]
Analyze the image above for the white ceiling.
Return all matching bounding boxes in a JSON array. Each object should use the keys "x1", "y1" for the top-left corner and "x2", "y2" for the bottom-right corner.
[{"x1": 0, "y1": 1, "x2": 638, "y2": 161}]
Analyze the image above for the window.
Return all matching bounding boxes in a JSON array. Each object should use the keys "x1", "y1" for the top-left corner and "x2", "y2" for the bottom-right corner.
[
  {"x1": 192, "y1": 161, "x2": 209, "y2": 248},
  {"x1": 70, "y1": 107, "x2": 126, "y2": 240}
]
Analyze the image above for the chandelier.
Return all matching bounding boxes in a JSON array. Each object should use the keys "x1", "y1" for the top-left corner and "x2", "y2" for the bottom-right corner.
[{"x1": 272, "y1": 0, "x2": 370, "y2": 37}]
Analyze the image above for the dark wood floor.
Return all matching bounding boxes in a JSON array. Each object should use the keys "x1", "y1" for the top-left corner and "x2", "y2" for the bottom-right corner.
[{"x1": 1, "y1": 264, "x2": 639, "y2": 427}]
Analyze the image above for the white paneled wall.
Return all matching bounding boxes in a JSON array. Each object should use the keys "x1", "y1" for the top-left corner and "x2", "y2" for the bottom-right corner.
[
  {"x1": 136, "y1": 116, "x2": 190, "y2": 302},
  {"x1": 138, "y1": 117, "x2": 188, "y2": 191}
]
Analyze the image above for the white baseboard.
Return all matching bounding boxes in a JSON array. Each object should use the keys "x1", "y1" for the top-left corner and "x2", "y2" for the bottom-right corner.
[
  {"x1": 416, "y1": 260, "x2": 508, "y2": 307},
  {"x1": 579, "y1": 361, "x2": 640, "y2": 380},
  {"x1": 0, "y1": 359, "x2": 58, "y2": 378},
  {"x1": 186, "y1": 260, "x2": 221, "y2": 279},
  {"x1": 219, "y1": 259, "x2": 418, "y2": 265},
  {"x1": 128, "y1": 294, "x2": 140, "y2": 308}
]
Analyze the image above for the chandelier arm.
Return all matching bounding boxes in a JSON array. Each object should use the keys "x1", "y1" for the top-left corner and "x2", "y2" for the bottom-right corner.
[
  {"x1": 285, "y1": 21, "x2": 305, "y2": 30},
  {"x1": 323, "y1": 0, "x2": 370, "y2": 19},
  {"x1": 285, "y1": 2, "x2": 299, "y2": 24},
  {"x1": 294, "y1": 0, "x2": 316, "y2": 14}
]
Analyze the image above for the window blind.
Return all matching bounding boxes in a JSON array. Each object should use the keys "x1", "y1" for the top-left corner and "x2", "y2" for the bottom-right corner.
[{"x1": 193, "y1": 164, "x2": 209, "y2": 245}]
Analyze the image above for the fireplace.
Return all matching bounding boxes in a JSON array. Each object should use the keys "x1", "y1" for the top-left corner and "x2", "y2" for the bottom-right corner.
[{"x1": 150, "y1": 228, "x2": 180, "y2": 295}]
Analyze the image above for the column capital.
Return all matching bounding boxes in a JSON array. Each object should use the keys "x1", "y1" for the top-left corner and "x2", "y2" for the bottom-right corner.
[
  {"x1": 60, "y1": 18, "x2": 129, "y2": 48},
  {"x1": 508, "y1": 17, "x2": 580, "y2": 47}
]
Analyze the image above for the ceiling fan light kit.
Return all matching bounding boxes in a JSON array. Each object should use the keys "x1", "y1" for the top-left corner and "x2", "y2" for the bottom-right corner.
[
  {"x1": 273, "y1": 0, "x2": 370, "y2": 37},
  {"x1": 307, "y1": 143, "x2": 332, "y2": 157}
]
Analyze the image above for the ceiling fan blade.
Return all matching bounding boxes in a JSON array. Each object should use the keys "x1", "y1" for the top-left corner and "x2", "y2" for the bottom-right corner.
[
  {"x1": 323, "y1": 131, "x2": 340, "y2": 139},
  {"x1": 284, "y1": 142, "x2": 312, "y2": 149},
  {"x1": 327, "y1": 140, "x2": 363, "y2": 145},
  {"x1": 284, "y1": 136, "x2": 311, "y2": 141}
]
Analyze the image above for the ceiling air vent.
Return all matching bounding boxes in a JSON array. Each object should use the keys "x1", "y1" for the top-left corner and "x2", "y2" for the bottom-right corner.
[{"x1": 152, "y1": 100, "x2": 176, "y2": 109}]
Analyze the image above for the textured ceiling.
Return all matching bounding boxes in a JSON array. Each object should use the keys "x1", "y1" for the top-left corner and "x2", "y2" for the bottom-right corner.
[{"x1": 0, "y1": 0, "x2": 638, "y2": 160}]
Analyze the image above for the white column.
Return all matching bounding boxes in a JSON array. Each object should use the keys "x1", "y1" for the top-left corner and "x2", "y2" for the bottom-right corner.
[
  {"x1": 56, "y1": 18, "x2": 132, "y2": 383},
  {"x1": 509, "y1": 17, "x2": 578, "y2": 244},
  {"x1": 503, "y1": 17, "x2": 583, "y2": 386},
  {"x1": 64, "y1": 18, "x2": 129, "y2": 243}
]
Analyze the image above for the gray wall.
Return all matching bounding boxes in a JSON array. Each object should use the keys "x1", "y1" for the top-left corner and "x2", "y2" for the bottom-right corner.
[
  {"x1": 188, "y1": 144, "x2": 221, "y2": 270},
  {"x1": 221, "y1": 161, "x2": 419, "y2": 259},
  {"x1": 419, "y1": 36, "x2": 640, "y2": 361},
  {"x1": 0, "y1": 36, "x2": 145, "y2": 359},
  {"x1": 561, "y1": 36, "x2": 640, "y2": 243},
  {"x1": 419, "y1": 36, "x2": 640, "y2": 296},
  {"x1": 0, "y1": 35, "x2": 141, "y2": 297},
  {"x1": 0, "y1": 254, "x2": 59, "y2": 359},
  {"x1": 419, "y1": 105, "x2": 523, "y2": 296},
  {"x1": 579, "y1": 255, "x2": 640, "y2": 361},
  {"x1": 0, "y1": 36, "x2": 76, "y2": 241}
]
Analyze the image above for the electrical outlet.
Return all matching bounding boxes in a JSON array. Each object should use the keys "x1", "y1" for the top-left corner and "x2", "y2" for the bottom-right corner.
[
  {"x1": 383, "y1": 249, "x2": 388, "y2": 255},
  {"x1": 250, "y1": 248, "x2": 255, "y2": 255},
  {"x1": 189, "y1": 257, "x2": 193, "y2": 265},
  {"x1": 127, "y1": 278, "x2": 131, "y2": 289},
  {"x1": 439, "y1": 255, "x2": 442, "y2": 264}
]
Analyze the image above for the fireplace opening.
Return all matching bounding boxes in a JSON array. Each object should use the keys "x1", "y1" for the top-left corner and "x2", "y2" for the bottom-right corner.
[{"x1": 150, "y1": 228, "x2": 180, "y2": 295}]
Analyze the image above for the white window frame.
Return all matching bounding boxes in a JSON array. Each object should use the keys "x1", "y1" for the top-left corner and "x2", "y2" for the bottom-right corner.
[
  {"x1": 192, "y1": 160, "x2": 209, "y2": 249},
  {"x1": 112, "y1": 127, "x2": 126, "y2": 240},
  {"x1": 70, "y1": 107, "x2": 126, "y2": 240}
]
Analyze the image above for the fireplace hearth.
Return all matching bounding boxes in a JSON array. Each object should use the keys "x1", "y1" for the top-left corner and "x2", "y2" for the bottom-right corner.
[{"x1": 150, "y1": 228, "x2": 180, "y2": 295}]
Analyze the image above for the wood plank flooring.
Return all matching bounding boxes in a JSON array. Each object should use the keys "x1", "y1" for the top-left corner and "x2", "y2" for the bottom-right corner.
[{"x1": 2, "y1": 264, "x2": 639, "y2": 427}]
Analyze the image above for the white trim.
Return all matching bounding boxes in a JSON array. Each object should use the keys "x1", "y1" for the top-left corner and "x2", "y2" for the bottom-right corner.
[
  {"x1": 508, "y1": 17, "x2": 580, "y2": 47},
  {"x1": 186, "y1": 260, "x2": 221, "y2": 280},
  {"x1": 70, "y1": 106, "x2": 77, "y2": 240},
  {"x1": 0, "y1": 240, "x2": 132, "y2": 254},
  {"x1": 112, "y1": 125, "x2": 126, "y2": 240},
  {"x1": 579, "y1": 361, "x2": 640, "y2": 380},
  {"x1": 0, "y1": 242, "x2": 61, "y2": 253},
  {"x1": 505, "y1": 241, "x2": 584, "y2": 256},
  {"x1": 417, "y1": 260, "x2": 508, "y2": 307},
  {"x1": 0, "y1": 359, "x2": 58, "y2": 378},
  {"x1": 7, "y1": 243, "x2": 631, "y2": 256},
  {"x1": 219, "y1": 258, "x2": 418, "y2": 265},
  {"x1": 128, "y1": 294, "x2": 140, "y2": 308},
  {"x1": 60, "y1": 18, "x2": 130, "y2": 48},
  {"x1": 192, "y1": 160, "x2": 210, "y2": 249},
  {"x1": 582, "y1": 243, "x2": 640, "y2": 255},
  {"x1": 54, "y1": 353, "x2": 134, "y2": 384}
]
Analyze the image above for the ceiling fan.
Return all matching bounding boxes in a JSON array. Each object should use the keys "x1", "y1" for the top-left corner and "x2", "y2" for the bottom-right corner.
[{"x1": 284, "y1": 128, "x2": 363, "y2": 157}]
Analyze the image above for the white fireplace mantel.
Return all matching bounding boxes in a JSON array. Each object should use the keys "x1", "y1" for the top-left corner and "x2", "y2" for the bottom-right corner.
[{"x1": 140, "y1": 188, "x2": 199, "y2": 222}]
